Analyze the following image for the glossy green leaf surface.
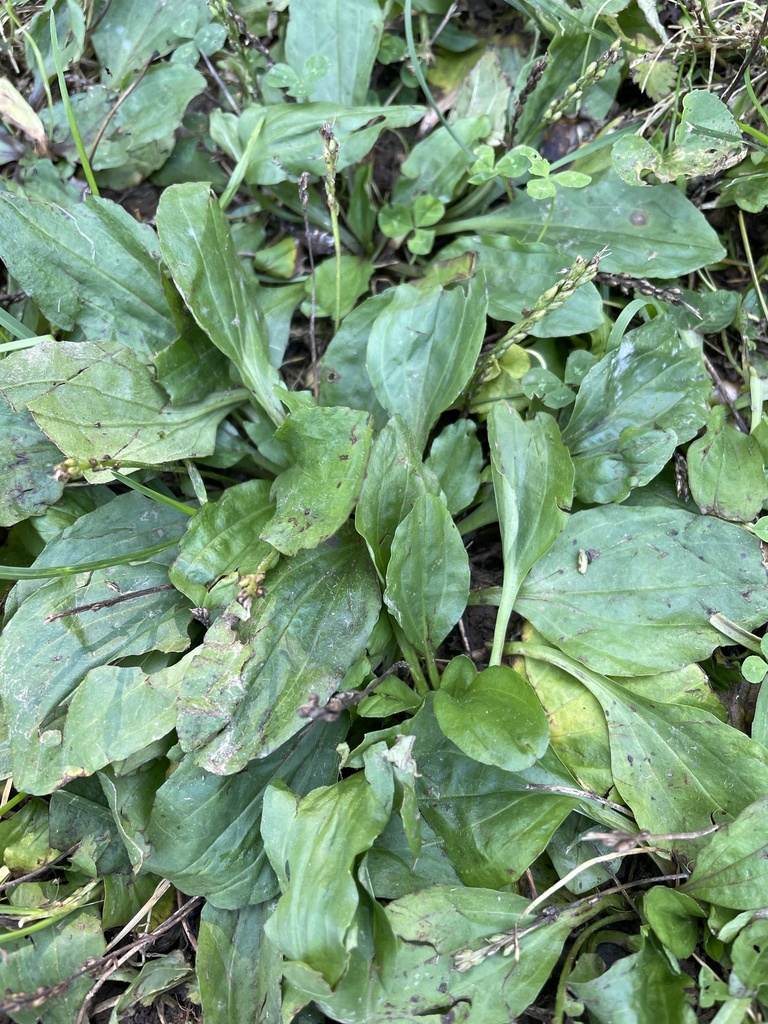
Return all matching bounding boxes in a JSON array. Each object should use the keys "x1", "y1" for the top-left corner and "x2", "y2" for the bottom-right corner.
[
  {"x1": 448, "y1": 169, "x2": 726, "y2": 277},
  {"x1": 145, "y1": 720, "x2": 346, "y2": 908},
  {"x1": 562, "y1": 316, "x2": 710, "y2": 503},
  {"x1": 170, "y1": 479, "x2": 275, "y2": 604},
  {"x1": 489, "y1": 405, "x2": 573, "y2": 659},
  {"x1": 210, "y1": 103, "x2": 422, "y2": 185},
  {"x1": 262, "y1": 759, "x2": 393, "y2": 985},
  {"x1": 261, "y1": 400, "x2": 373, "y2": 555},
  {"x1": 439, "y1": 236, "x2": 603, "y2": 336},
  {"x1": 434, "y1": 664, "x2": 550, "y2": 772},
  {"x1": 285, "y1": 0, "x2": 383, "y2": 106},
  {"x1": 385, "y1": 494, "x2": 470, "y2": 655},
  {"x1": 157, "y1": 183, "x2": 284, "y2": 424},
  {"x1": 197, "y1": 902, "x2": 282, "y2": 1024},
  {"x1": 684, "y1": 796, "x2": 768, "y2": 909},
  {"x1": 355, "y1": 415, "x2": 443, "y2": 579},
  {"x1": 366, "y1": 275, "x2": 487, "y2": 450}
]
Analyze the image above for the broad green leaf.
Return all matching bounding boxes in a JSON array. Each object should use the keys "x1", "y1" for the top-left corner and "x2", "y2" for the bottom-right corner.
[
  {"x1": 434, "y1": 664, "x2": 550, "y2": 772},
  {"x1": 0, "y1": 193, "x2": 175, "y2": 353},
  {"x1": 613, "y1": 90, "x2": 747, "y2": 184},
  {"x1": 687, "y1": 405, "x2": 768, "y2": 521},
  {"x1": 385, "y1": 493, "x2": 470, "y2": 656},
  {"x1": 170, "y1": 479, "x2": 275, "y2": 604},
  {"x1": 393, "y1": 117, "x2": 491, "y2": 204},
  {"x1": 562, "y1": 317, "x2": 710, "y2": 503},
  {"x1": 425, "y1": 419, "x2": 483, "y2": 515},
  {"x1": 569, "y1": 941, "x2": 697, "y2": 1024},
  {"x1": 355, "y1": 415, "x2": 443, "y2": 579},
  {"x1": 522, "y1": 631, "x2": 724, "y2": 795},
  {"x1": 198, "y1": 902, "x2": 282, "y2": 1024},
  {"x1": 157, "y1": 183, "x2": 284, "y2": 425},
  {"x1": 61, "y1": 662, "x2": 181, "y2": 777},
  {"x1": 366, "y1": 816, "x2": 462, "y2": 899},
  {"x1": 285, "y1": 0, "x2": 383, "y2": 106},
  {"x1": 0, "y1": 910, "x2": 105, "y2": 1024},
  {"x1": 439, "y1": 236, "x2": 604, "y2": 337},
  {"x1": 297, "y1": 883, "x2": 594, "y2": 1024},
  {"x1": 0, "y1": 400, "x2": 64, "y2": 526},
  {"x1": 328, "y1": 888, "x2": 594, "y2": 1023},
  {"x1": 91, "y1": 0, "x2": 210, "y2": 85},
  {"x1": 730, "y1": 920, "x2": 768, "y2": 996},
  {"x1": 262, "y1": 759, "x2": 394, "y2": 986},
  {"x1": 53, "y1": 64, "x2": 206, "y2": 190},
  {"x1": 176, "y1": 528, "x2": 381, "y2": 772},
  {"x1": 488, "y1": 405, "x2": 573, "y2": 662},
  {"x1": 684, "y1": 796, "x2": 768, "y2": 909},
  {"x1": 516, "y1": 505, "x2": 768, "y2": 676},
  {"x1": 7, "y1": 340, "x2": 245, "y2": 479},
  {"x1": 643, "y1": 887, "x2": 705, "y2": 959},
  {"x1": 521, "y1": 645, "x2": 768, "y2": 844},
  {"x1": 318, "y1": 289, "x2": 391, "y2": 428},
  {"x1": 520, "y1": 630, "x2": 612, "y2": 795},
  {"x1": 302, "y1": 253, "x2": 373, "y2": 319},
  {"x1": 144, "y1": 720, "x2": 346, "y2": 908},
  {"x1": 448, "y1": 168, "x2": 726, "y2": 277},
  {"x1": 261, "y1": 401, "x2": 373, "y2": 555},
  {"x1": 366, "y1": 275, "x2": 487, "y2": 450},
  {"x1": 210, "y1": 103, "x2": 422, "y2": 186},
  {"x1": 0, "y1": 493, "x2": 190, "y2": 794},
  {"x1": 401, "y1": 697, "x2": 577, "y2": 886}
]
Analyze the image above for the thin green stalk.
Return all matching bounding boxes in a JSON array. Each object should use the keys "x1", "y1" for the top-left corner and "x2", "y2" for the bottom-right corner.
[
  {"x1": 49, "y1": 13, "x2": 99, "y2": 196},
  {"x1": 220, "y1": 113, "x2": 264, "y2": 211},
  {"x1": 3, "y1": 2, "x2": 55, "y2": 136},
  {"x1": 535, "y1": 194, "x2": 555, "y2": 244},
  {"x1": 0, "y1": 536, "x2": 183, "y2": 581},
  {"x1": 110, "y1": 471, "x2": 197, "y2": 516},
  {"x1": 403, "y1": 0, "x2": 476, "y2": 160},
  {"x1": 391, "y1": 621, "x2": 430, "y2": 698},
  {"x1": 738, "y1": 209, "x2": 768, "y2": 325},
  {"x1": 0, "y1": 305, "x2": 36, "y2": 341},
  {"x1": 0, "y1": 791, "x2": 27, "y2": 817}
]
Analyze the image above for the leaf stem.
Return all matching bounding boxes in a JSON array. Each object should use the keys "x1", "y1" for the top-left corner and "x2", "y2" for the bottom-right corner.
[{"x1": 50, "y1": 13, "x2": 99, "y2": 196}]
